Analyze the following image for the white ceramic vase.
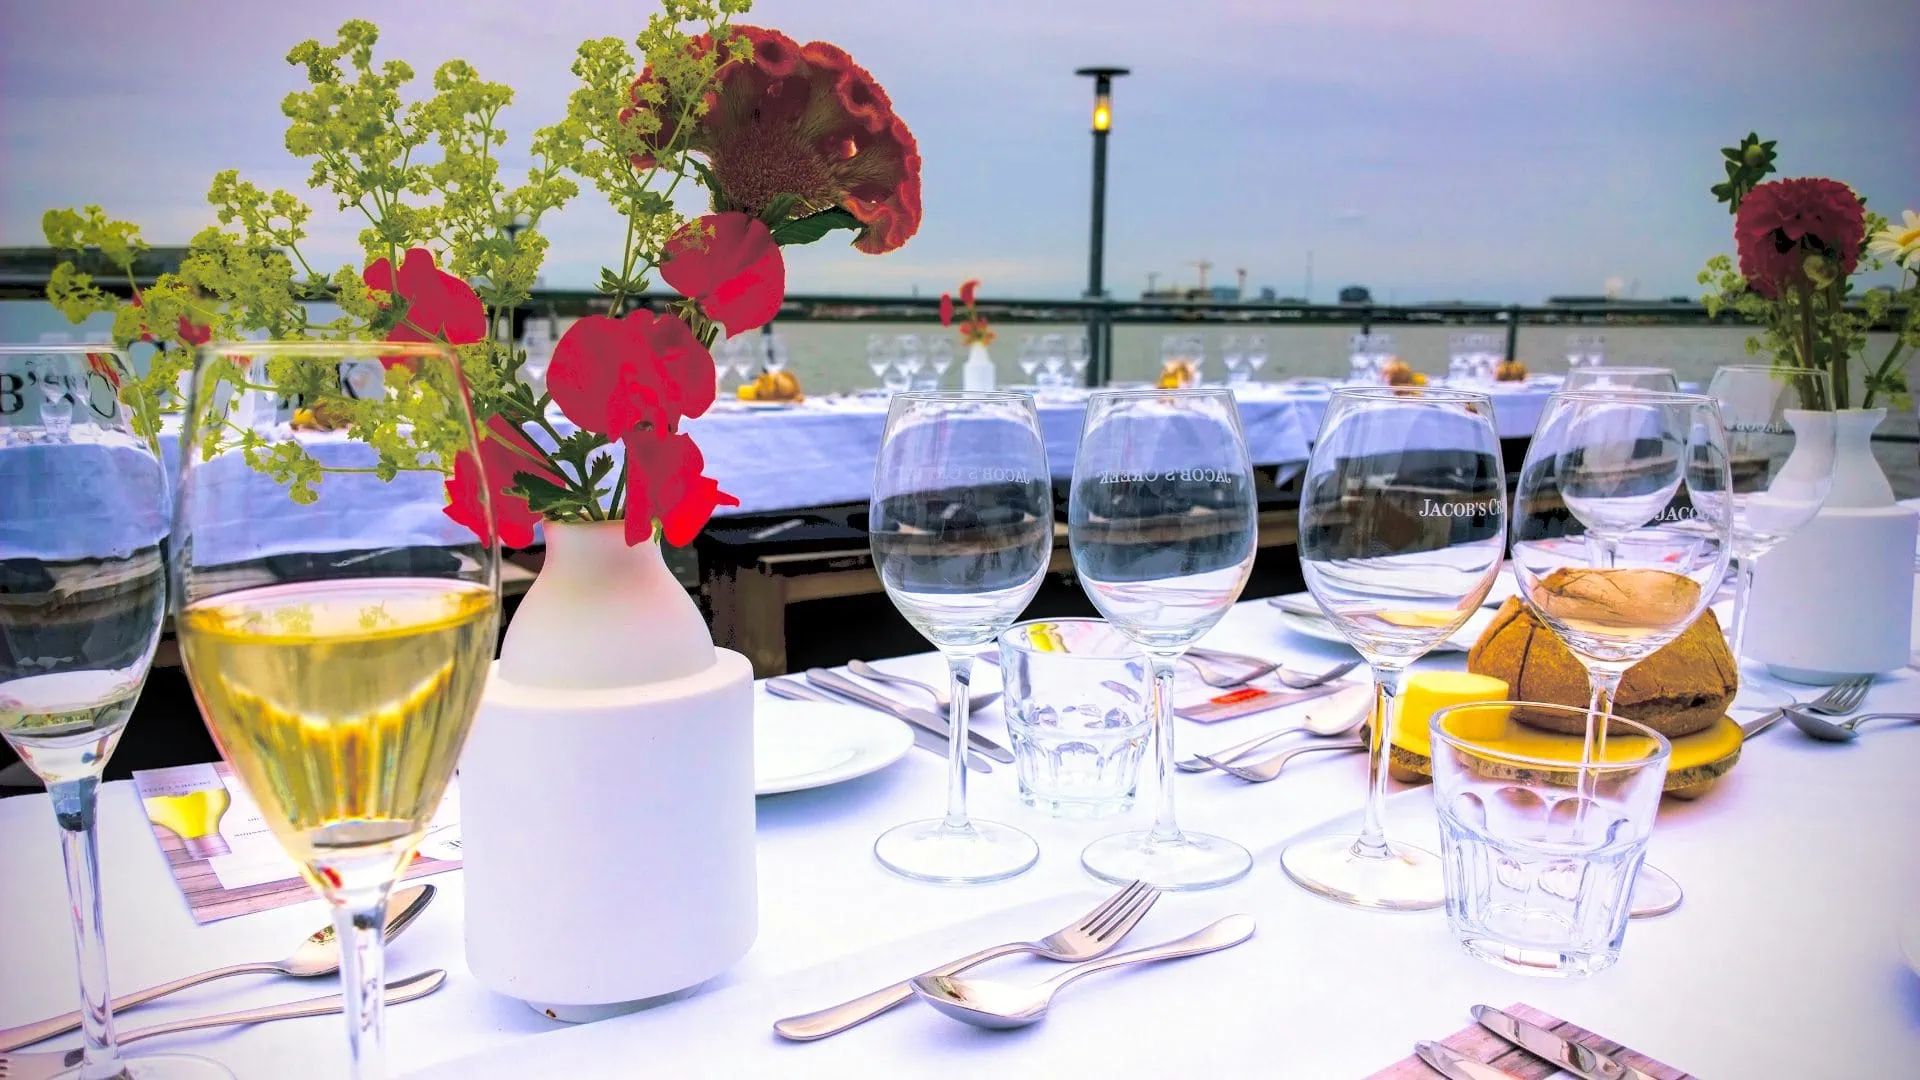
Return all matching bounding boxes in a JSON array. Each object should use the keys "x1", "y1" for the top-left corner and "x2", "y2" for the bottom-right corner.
[
  {"x1": 962, "y1": 341, "x2": 996, "y2": 391},
  {"x1": 462, "y1": 521, "x2": 757, "y2": 1020},
  {"x1": 1746, "y1": 408, "x2": 1917, "y2": 683}
]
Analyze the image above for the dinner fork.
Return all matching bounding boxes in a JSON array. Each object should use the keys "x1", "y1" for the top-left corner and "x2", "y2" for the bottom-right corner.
[
  {"x1": 1741, "y1": 674, "x2": 1872, "y2": 738},
  {"x1": 772, "y1": 879, "x2": 1160, "y2": 1041},
  {"x1": 1198, "y1": 739, "x2": 1368, "y2": 782}
]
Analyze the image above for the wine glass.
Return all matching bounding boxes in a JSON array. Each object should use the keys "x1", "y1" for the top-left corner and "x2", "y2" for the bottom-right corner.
[
  {"x1": 1244, "y1": 334, "x2": 1268, "y2": 380},
  {"x1": 868, "y1": 391, "x2": 1052, "y2": 882},
  {"x1": 1510, "y1": 389, "x2": 1732, "y2": 913},
  {"x1": 1707, "y1": 365, "x2": 1835, "y2": 708},
  {"x1": 764, "y1": 333, "x2": 789, "y2": 376},
  {"x1": 928, "y1": 339, "x2": 953, "y2": 384},
  {"x1": 1018, "y1": 336, "x2": 1043, "y2": 385},
  {"x1": 1185, "y1": 334, "x2": 1208, "y2": 384},
  {"x1": 1070, "y1": 388, "x2": 1258, "y2": 889},
  {"x1": 1563, "y1": 366, "x2": 1680, "y2": 392},
  {"x1": 1221, "y1": 334, "x2": 1247, "y2": 385},
  {"x1": 1068, "y1": 333, "x2": 1090, "y2": 384},
  {"x1": 1, "y1": 345, "x2": 234, "y2": 1080},
  {"x1": 173, "y1": 341, "x2": 499, "y2": 1080},
  {"x1": 896, "y1": 334, "x2": 925, "y2": 384},
  {"x1": 866, "y1": 333, "x2": 895, "y2": 391},
  {"x1": 1041, "y1": 333, "x2": 1068, "y2": 389},
  {"x1": 1281, "y1": 386, "x2": 1507, "y2": 910},
  {"x1": 731, "y1": 336, "x2": 757, "y2": 385}
]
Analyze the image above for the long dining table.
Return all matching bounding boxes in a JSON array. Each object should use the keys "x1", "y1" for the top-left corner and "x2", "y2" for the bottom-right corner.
[{"x1": 3, "y1": 579, "x2": 1915, "y2": 1078}]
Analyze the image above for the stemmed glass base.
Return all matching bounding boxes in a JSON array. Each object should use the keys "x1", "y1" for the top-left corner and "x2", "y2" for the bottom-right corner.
[
  {"x1": 874, "y1": 819, "x2": 1038, "y2": 885},
  {"x1": 1081, "y1": 829, "x2": 1251, "y2": 891},
  {"x1": 61, "y1": 1055, "x2": 238, "y2": 1079},
  {"x1": 1279, "y1": 833, "x2": 1446, "y2": 912},
  {"x1": 1729, "y1": 658, "x2": 1792, "y2": 712}
]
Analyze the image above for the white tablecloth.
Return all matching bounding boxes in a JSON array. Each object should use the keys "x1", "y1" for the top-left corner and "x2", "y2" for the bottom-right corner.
[{"x1": 3, "y1": 586, "x2": 1914, "y2": 1078}]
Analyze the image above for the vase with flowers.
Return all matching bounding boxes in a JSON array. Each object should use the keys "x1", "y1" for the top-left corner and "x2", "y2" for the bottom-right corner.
[
  {"x1": 1699, "y1": 133, "x2": 1919, "y2": 681},
  {"x1": 42, "y1": 3, "x2": 920, "y2": 1015},
  {"x1": 940, "y1": 278, "x2": 998, "y2": 390}
]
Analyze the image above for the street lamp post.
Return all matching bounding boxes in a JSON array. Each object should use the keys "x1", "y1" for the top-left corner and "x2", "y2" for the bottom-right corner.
[{"x1": 1076, "y1": 66, "x2": 1127, "y2": 387}]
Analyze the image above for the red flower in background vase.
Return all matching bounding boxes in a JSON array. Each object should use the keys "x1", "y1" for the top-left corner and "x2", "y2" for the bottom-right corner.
[
  {"x1": 363, "y1": 248, "x2": 486, "y2": 356},
  {"x1": 959, "y1": 279, "x2": 978, "y2": 306},
  {"x1": 443, "y1": 415, "x2": 563, "y2": 549},
  {"x1": 938, "y1": 292, "x2": 954, "y2": 327},
  {"x1": 662, "y1": 213, "x2": 786, "y2": 334},
  {"x1": 629, "y1": 25, "x2": 923, "y2": 255},
  {"x1": 1735, "y1": 178, "x2": 1866, "y2": 298},
  {"x1": 547, "y1": 310, "x2": 717, "y2": 436},
  {"x1": 623, "y1": 426, "x2": 739, "y2": 546}
]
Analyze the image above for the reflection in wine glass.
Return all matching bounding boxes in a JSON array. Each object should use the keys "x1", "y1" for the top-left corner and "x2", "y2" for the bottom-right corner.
[
  {"x1": 869, "y1": 392, "x2": 1052, "y2": 883},
  {"x1": 1282, "y1": 386, "x2": 1507, "y2": 911},
  {"x1": 1707, "y1": 365, "x2": 1834, "y2": 709},
  {"x1": 174, "y1": 341, "x2": 499, "y2": 1080},
  {"x1": 1, "y1": 344, "x2": 232, "y2": 1079},
  {"x1": 1070, "y1": 388, "x2": 1258, "y2": 889},
  {"x1": 1561, "y1": 366, "x2": 1680, "y2": 392}
]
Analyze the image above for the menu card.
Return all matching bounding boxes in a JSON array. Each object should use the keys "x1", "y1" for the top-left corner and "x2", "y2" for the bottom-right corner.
[{"x1": 132, "y1": 761, "x2": 460, "y2": 923}]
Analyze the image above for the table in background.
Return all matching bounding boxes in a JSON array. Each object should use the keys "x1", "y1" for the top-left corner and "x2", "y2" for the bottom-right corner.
[{"x1": 2, "y1": 587, "x2": 1914, "y2": 1078}]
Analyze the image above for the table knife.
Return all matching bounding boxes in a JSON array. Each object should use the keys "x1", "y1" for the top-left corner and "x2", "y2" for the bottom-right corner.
[
  {"x1": 1472, "y1": 1005, "x2": 1656, "y2": 1080},
  {"x1": 1415, "y1": 1040, "x2": 1527, "y2": 1080},
  {"x1": 766, "y1": 677, "x2": 991, "y2": 773},
  {"x1": 805, "y1": 668, "x2": 1016, "y2": 763}
]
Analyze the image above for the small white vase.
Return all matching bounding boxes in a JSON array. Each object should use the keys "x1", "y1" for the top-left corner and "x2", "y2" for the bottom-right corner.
[
  {"x1": 1746, "y1": 408, "x2": 1917, "y2": 683},
  {"x1": 962, "y1": 341, "x2": 996, "y2": 391},
  {"x1": 463, "y1": 520, "x2": 757, "y2": 1018}
]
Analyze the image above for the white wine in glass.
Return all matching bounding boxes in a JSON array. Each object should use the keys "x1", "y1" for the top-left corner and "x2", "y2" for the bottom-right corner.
[
  {"x1": 1282, "y1": 386, "x2": 1506, "y2": 911},
  {"x1": 174, "y1": 341, "x2": 499, "y2": 1080}
]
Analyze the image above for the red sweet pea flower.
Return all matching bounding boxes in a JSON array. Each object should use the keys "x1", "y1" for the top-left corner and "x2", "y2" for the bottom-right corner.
[
  {"x1": 939, "y1": 293, "x2": 954, "y2": 327},
  {"x1": 623, "y1": 425, "x2": 739, "y2": 546},
  {"x1": 1735, "y1": 177, "x2": 1866, "y2": 298},
  {"x1": 628, "y1": 25, "x2": 923, "y2": 255},
  {"x1": 959, "y1": 279, "x2": 978, "y2": 307},
  {"x1": 548, "y1": 311, "x2": 717, "y2": 437},
  {"x1": 662, "y1": 213, "x2": 786, "y2": 334},
  {"x1": 443, "y1": 415, "x2": 563, "y2": 549},
  {"x1": 362, "y1": 248, "x2": 486, "y2": 354}
]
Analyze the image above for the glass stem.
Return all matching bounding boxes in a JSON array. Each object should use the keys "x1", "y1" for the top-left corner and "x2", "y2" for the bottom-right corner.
[
  {"x1": 940, "y1": 651, "x2": 974, "y2": 832},
  {"x1": 1582, "y1": 667, "x2": 1625, "y2": 805},
  {"x1": 1352, "y1": 662, "x2": 1406, "y2": 861},
  {"x1": 52, "y1": 777, "x2": 125, "y2": 1080},
  {"x1": 331, "y1": 883, "x2": 392, "y2": 1080},
  {"x1": 1146, "y1": 652, "x2": 1185, "y2": 845},
  {"x1": 1729, "y1": 555, "x2": 1756, "y2": 661}
]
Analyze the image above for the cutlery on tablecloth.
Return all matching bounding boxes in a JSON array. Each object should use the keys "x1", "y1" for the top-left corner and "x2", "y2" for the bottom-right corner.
[
  {"x1": 0, "y1": 971, "x2": 447, "y2": 1080},
  {"x1": 1199, "y1": 738, "x2": 1368, "y2": 782},
  {"x1": 1787, "y1": 708, "x2": 1917, "y2": 742},
  {"x1": 1177, "y1": 684, "x2": 1372, "y2": 772},
  {"x1": 765, "y1": 678, "x2": 990, "y2": 773},
  {"x1": 804, "y1": 668, "x2": 1015, "y2": 763},
  {"x1": 1184, "y1": 649, "x2": 1361, "y2": 691},
  {"x1": 908, "y1": 914, "x2": 1255, "y2": 1030},
  {"x1": 1414, "y1": 1040, "x2": 1525, "y2": 1080},
  {"x1": 1473, "y1": 1005, "x2": 1658, "y2": 1080},
  {"x1": 845, "y1": 659, "x2": 1002, "y2": 714},
  {"x1": 1367, "y1": 1002, "x2": 1695, "y2": 1079},
  {"x1": 1734, "y1": 674, "x2": 1871, "y2": 741},
  {"x1": 772, "y1": 879, "x2": 1160, "y2": 1040},
  {"x1": 0, "y1": 884, "x2": 436, "y2": 1051}
]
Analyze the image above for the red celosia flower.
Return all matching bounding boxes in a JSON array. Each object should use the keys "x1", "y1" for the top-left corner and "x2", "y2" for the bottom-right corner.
[
  {"x1": 548, "y1": 310, "x2": 717, "y2": 437},
  {"x1": 662, "y1": 213, "x2": 786, "y2": 334},
  {"x1": 631, "y1": 25, "x2": 923, "y2": 255},
  {"x1": 623, "y1": 425, "x2": 739, "y2": 546},
  {"x1": 443, "y1": 415, "x2": 562, "y2": 549},
  {"x1": 363, "y1": 248, "x2": 486, "y2": 354},
  {"x1": 1735, "y1": 177, "x2": 1867, "y2": 298},
  {"x1": 939, "y1": 293, "x2": 954, "y2": 327},
  {"x1": 959, "y1": 279, "x2": 978, "y2": 307}
]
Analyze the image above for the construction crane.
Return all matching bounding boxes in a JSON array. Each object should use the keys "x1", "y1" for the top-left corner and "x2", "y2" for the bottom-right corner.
[
  {"x1": 1187, "y1": 258, "x2": 1213, "y2": 292},
  {"x1": 1234, "y1": 267, "x2": 1247, "y2": 301}
]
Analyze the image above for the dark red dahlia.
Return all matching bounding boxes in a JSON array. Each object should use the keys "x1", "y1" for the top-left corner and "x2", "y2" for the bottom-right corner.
[{"x1": 1734, "y1": 177, "x2": 1866, "y2": 298}]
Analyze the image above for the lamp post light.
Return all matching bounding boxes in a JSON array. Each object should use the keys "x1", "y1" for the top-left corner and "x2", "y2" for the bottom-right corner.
[{"x1": 1076, "y1": 66, "x2": 1128, "y2": 387}]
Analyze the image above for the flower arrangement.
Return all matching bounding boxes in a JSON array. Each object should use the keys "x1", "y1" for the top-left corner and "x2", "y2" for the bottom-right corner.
[
  {"x1": 1381, "y1": 358, "x2": 1426, "y2": 387},
  {"x1": 938, "y1": 279, "x2": 994, "y2": 345},
  {"x1": 1699, "y1": 133, "x2": 1917, "y2": 410},
  {"x1": 40, "y1": 2, "x2": 919, "y2": 549},
  {"x1": 1495, "y1": 359, "x2": 1528, "y2": 382}
]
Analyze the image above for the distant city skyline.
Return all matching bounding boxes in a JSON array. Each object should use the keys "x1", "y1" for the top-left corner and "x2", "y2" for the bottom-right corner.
[{"x1": 3, "y1": 0, "x2": 1914, "y2": 303}]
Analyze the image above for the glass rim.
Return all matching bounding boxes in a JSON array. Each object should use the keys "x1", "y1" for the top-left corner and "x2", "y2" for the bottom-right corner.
[
  {"x1": 1087, "y1": 386, "x2": 1238, "y2": 401},
  {"x1": 1547, "y1": 388, "x2": 1714, "y2": 406},
  {"x1": 1429, "y1": 701, "x2": 1672, "y2": 771},
  {"x1": 1712, "y1": 363, "x2": 1830, "y2": 378},
  {"x1": 1329, "y1": 385, "x2": 1493, "y2": 404},
  {"x1": 0, "y1": 342, "x2": 128, "y2": 356},
  {"x1": 197, "y1": 340, "x2": 455, "y2": 359},
  {"x1": 1000, "y1": 617, "x2": 1142, "y2": 659},
  {"x1": 1563, "y1": 365, "x2": 1678, "y2": 375},
  {"x1": 889, "y1": 388, "x2": 1034, "y2": 403}
]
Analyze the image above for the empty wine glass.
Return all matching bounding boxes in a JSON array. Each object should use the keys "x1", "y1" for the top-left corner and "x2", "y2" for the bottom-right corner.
[
  {"x1": 1068, "y1": 333, "x2": 1090, "y2": 384},
  {"x1": 1282, "y1": 386, "x2": 1507, "y2": 910},
  {"x1": 896, "y1": 334, "x2": 925, "y2": 383},
  {"x1": 1221, "y1": 334, "x2": 1248, "y2": 385},
  {"x1": 1707, "y1": 365, "x2": 1835, "y2": 709},
  {"x1": 869, "y1": 392, "x2": 1053, "y2": 882},
  {"x1": 1070, "y1": 388, "x2": 1258, "y2": 889},
  {"x1": 1017, "y1": 336, "x2": 1043, "y2": 385},
  {"x1": 2, "y1": 344, "x2": 234, "y2": 1080},
  {"x1": 1244, "y1": 334, "x2": 1268, "y2": 380},
  {"x1": 1349, "y1": 333, "x2": 1373, "y2": 382},
  {"x1": 1041, "y1": 333, "x2": 1068, "y2": 388},
  {"x1": 867, "y1": 333, "x2": 895, "y2": 391},
  {"x1": 1511, "y1": 389, "x2": 1732, "y2": 915},
  {"x1": 928, "y1": 338, "x2": 954, "y2": 385},
  {"x1": 1563, "y1": 366, "x2": 1680, "y2": 392},
  {"x1": 1185, "y1": 334, "x2": 1208, "y2": 384}
]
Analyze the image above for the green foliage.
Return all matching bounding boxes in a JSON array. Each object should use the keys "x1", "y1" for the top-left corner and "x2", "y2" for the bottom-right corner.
[
  {"x1": 1710, "y1": 132, "x2": 1778, "y2": 212},
  {"x1": 772, "y1": 208, "x2": 862, "y2": 246}
]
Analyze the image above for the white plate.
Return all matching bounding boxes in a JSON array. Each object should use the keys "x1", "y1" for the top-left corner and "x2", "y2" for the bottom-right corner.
[
  {"x1": 755, "y1": 700, "x2": 915, "y2": 796},
  {"x1": 1900, "y1": 911, "x2": 1920, "y2": 978},
  {"x1": 1270, "y1": 600, "x2": 1495, "y2": 654}
]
